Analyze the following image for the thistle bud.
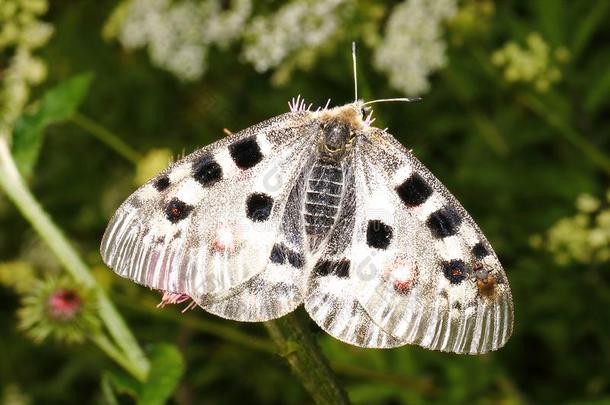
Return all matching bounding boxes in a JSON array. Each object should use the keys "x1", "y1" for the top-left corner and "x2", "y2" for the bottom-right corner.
[{"x1": 18, "y1": 277, "x2": 100, "y2": 344}]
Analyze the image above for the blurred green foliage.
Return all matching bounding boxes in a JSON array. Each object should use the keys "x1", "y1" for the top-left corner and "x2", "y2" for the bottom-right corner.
[{"x1": 2, "y1": 0, "x2": 610, "y2": 404}]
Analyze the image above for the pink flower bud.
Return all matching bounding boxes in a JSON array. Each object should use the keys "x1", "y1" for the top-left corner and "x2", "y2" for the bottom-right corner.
[{"x1": 47, "y1": 289, "x2": 82, "y2": 321}]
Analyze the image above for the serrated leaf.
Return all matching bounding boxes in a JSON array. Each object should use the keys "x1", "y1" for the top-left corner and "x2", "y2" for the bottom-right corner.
[
  {"x1": 139, "y1": 344, "x2": 185, "y2": 405},
  {"x1": 12, "y1": 72, "x2": 93, "y2": 176}
]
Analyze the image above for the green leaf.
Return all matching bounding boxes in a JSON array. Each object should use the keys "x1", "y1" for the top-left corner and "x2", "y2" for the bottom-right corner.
[
  {"x1": 12, "y1": 72, "x2": 93, "y2": 176},
  {"x1": 139, "y1": 344, "x2": 185, "y2": 405}
]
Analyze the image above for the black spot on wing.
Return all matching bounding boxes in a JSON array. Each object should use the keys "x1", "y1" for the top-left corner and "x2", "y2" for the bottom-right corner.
[
  {"x1": 313, "y1": 260, "x2": 333, "y2": 276},
  {"x1": 192, "y1": 154, "x2": 222, "y2": 186},
  {"x1": 472, "y1": 242, "x2": 489, "y2": 258},
  {"x1": 165, "y1": 198, "x2": 193, "y2": 223},
  {"x1": 426, "y1": 207, "x2": 462, "y2": 238},
  {"x1": 366, "y1": 220, "x2": 393, "y2": 250},
  {"x1": 395, "y1": 173, "x2": 433, "y2": 207},
  {"x1": 287, "y1": 251, "x2": 305, "y2": 269},
  {"x1": 229, "y1": 136, "x2": 263, "y2": 169},
  {"x1": 153, "y1": 176, "x2": 170, "y2": 191},
  {"x1": 314, "y1": 259, "x2": 350, "y2": 278},
  {"x1": 246, "y1": 193, "x2": 273, "y2": 222},
  {"x1": 270, "y1": 243, "x2": 305, "y2": 268},
  {"x1": 270, "y1": 243, "x2": 287, "y2": 264},
  {"x1": 442, "y1": 259, "x2": 467, "y2": 284}
]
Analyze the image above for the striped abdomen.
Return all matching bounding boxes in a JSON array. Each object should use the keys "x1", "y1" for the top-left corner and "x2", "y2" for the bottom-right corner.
[{"x1": 304, "y1": 159, "x2": 343, "y2": 246}]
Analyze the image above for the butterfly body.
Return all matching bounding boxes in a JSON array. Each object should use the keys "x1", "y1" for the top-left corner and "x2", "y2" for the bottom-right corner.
[{"x1": 101, "y1": 99, "x2": 513, "y2": 354}]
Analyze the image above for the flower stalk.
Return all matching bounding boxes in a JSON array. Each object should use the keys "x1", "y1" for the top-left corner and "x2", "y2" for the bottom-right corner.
[{"x1": 264, "y1": 311, "x2": 351, "y2": 405}]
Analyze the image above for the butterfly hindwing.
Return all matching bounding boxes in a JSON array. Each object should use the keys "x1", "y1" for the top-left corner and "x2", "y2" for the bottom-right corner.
[
  {"x1": 201, "y1": 170, "x2": 311, "y2": 321},
  {"x1": 349, "y1": 129, "x2": 513, "y2": 354},
  {"x1": 101, "y1": 112, "x2": 318, "y2": 302}
]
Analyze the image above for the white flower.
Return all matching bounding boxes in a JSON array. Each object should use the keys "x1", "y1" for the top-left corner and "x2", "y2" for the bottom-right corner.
[
  {"x1": 242, "y1": 0, "x2": 351, "y2": 72},
  {"x1": 114, "y1": 0, "x2": 252, "y2": 81},
  {"x1": 373, "y1": 0, "x2": 457, "y2": 96},
  {"x1": 201, "y1": 0, "x2": 251, "y2": 48}
]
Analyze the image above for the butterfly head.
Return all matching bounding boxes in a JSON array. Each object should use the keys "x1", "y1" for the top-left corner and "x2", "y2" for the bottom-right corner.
[{"x1": 317, "y1": 102, "x2": 370, "y2": 157}]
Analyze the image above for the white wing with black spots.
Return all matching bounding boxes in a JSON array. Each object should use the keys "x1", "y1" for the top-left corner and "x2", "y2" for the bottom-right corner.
[
  {"x1": 101, "y1": 112, "x2": 318, "y2": 302},
  {"x1": 201, "y1": 171, "x2": 311, "y2": 321},
  {"x1": 349, "y1": 129, "x2": 513, "y2": 354}
]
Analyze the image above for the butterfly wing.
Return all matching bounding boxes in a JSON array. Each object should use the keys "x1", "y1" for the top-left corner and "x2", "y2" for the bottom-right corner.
[
  {"x1": 201, "y1": 168, "x2": 311, "y2": 321},
  {"x1": 101, "y1": 112, "x2": 318, "y2": 304},
  {"x1": 346, "y1": 129, "x2": 513, "y2": 354}
]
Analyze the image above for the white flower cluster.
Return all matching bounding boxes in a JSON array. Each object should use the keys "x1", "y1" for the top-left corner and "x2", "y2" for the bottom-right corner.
[
  {"x1": 108, "y1": 0, "x2": 459, "y2": 94},
  {"x1": 242, "y1": 0, "x2": 350, "y2": 73},
  {"x1": 373, "y1": 0, "x2": 457, "y2": 96},
  {"x1": 0, "y1": 0, "x2": 53, "y2": 132},
  {"x1": 113, "y1": 0, "x2": 251, "y2": 81}
]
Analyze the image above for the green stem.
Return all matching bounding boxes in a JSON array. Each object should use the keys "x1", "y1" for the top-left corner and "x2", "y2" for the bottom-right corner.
[
  {"x1": 70, "y1": 113, "x2": 141, "y2": 164},
  {"x1": 264, "y1": 311, "x2": 351, "y2": 405},
  {"x1": 0, "y1": 134, "x2": 149, "y2": 381},
  {"x1": 91, "y1": 333, "x2": 145, "y2": 379}
]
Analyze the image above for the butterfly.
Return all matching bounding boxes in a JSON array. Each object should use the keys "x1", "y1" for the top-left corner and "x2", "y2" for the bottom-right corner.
[{"x1": 101, "y1": 90, "x2": 513, "y2": 354}]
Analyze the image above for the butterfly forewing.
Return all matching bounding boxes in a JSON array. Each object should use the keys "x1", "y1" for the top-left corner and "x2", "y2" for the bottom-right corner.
[{"x1": 101, "y1": 112, "x2": 319, "y2": 302}]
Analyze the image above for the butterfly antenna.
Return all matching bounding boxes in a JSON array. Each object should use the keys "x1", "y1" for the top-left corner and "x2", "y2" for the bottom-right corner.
[
  {"x1": 352, "y1": 41, "x2": 358, "y2": 102},
  {"x1": 362, "y1": 97, "x2": 422, "y2": 106}
]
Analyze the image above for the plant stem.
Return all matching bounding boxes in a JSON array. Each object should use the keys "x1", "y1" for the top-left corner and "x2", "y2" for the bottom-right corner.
[
  {"x1": 0, "y1": 134, "x2": 149, "y2": 381},
  {"x1": 264, "y1": 311, "x2": 351, "y2": 405},
  {"x1": 91, "y1": 333, "x2": 145, "y2": 379},
  {"x1": 70, "y1": 112, "x2": 141, "y2": 164}
]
